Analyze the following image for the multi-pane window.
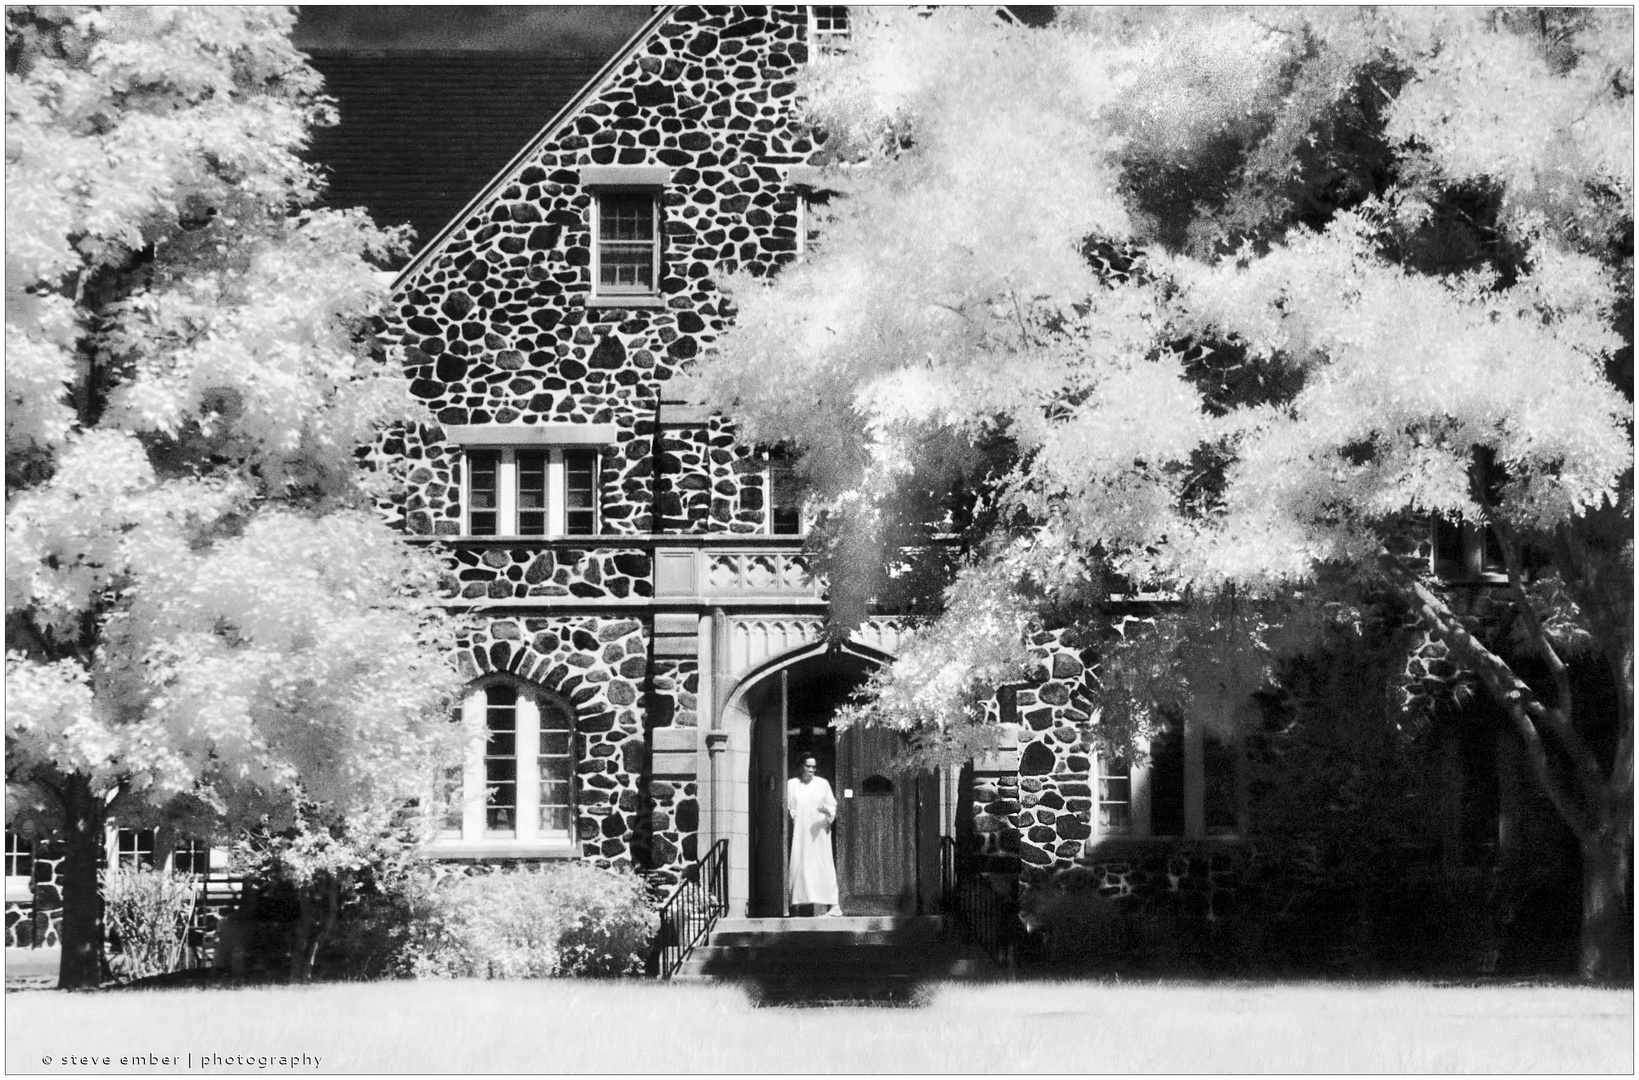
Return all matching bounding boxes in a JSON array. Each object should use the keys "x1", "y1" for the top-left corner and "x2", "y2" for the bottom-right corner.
[
  {"x1": 517, "y1": 453, "x2": 548, "y2": 535},
  {"x1": 5, "y1": 832, "x2": 32, "y2": 879},
  {"x1": 438, "y1": 761, "x2": 464, "y2": 835},
  {"x1": 564, "y1": 451, "x2": 597, "y2": 536},
  {"x1": 172, "y1": 838, "x2": 210, "y2": 876},
  {"x1": 811, "y1": 6, "x2": 851, "y2": 53},
  {"x1": 595, "y1": 192, "x2": 659, "y2": 296},
  {"x1": 1097, "y1": 754, "x2": 1133, "y2": 836},
  {"x1": 442, "y1": 680, "x2": 577, "y2": 848},
  {"x1": 485, "y1": 684, "x2": 519, "y2": 835},
  {"x1": 765, "y1": 454, "x2": 805, "y2": 536},
  {"x1": 464, "y1": 449, "x2": 598, "y2": 536},
  {"x1": 537, "y1": 699, "x2": 574, "y2": 835},
  {"x1": 115, "y1": 828, "x2": 157, "y2": 870},
  {"x1": 467, "y1": 450, "x2": 500, "y2": 535}
]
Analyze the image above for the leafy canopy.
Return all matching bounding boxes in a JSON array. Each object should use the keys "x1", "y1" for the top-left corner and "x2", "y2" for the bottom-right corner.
[
  {"x1": 689, "y1": 7, "x2": 1633, "y2": 753},
  {"x1": 5, "y1": 6, "x2": 463, "y2": 839}
]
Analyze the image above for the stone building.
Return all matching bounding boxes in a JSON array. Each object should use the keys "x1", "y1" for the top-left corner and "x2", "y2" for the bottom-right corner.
[
  {"x1": 367, "y1": 3, "x2": 1581, "y2": 948},
  {"x1": 7, "y1": 5, "x2": 1586, "y2": 969},
  {"x1": 377, "y1": 4, "x2": 936, "y2": 916}
]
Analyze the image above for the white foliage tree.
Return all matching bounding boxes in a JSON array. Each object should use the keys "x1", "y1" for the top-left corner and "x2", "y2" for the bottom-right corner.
[
  {"x1": 693, "y1": 7, "x2": 1632, "y2": 980},
  {"x1": 5, "y1": 7, "x2": 463, "y2": 988}
]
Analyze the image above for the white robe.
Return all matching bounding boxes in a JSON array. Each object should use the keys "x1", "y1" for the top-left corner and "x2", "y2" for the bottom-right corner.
[{"x1": 786, "y1": 775, "x2": 839, "y2": 907}]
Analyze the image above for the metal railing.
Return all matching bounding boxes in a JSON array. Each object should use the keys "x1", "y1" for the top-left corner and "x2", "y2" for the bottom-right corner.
[
  {"x1": 940, "y1": 836, "x2": 1018, "y2": 972},
  {"x1": 652, "y1": 839, "x2": 729, "y2": 979}
]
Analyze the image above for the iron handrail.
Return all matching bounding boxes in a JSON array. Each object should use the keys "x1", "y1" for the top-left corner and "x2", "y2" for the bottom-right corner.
[
  {"x1": 652, "y1": 839, "x2": 729, "y2": 979},
  {"x1": 939, "y1": 835, "x2": 1018, "y2": 971}
]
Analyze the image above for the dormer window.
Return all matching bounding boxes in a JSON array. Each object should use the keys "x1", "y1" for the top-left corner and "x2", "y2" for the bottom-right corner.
[{"x1": 811, "y1": 6, "x2": 851, "y2": 54}]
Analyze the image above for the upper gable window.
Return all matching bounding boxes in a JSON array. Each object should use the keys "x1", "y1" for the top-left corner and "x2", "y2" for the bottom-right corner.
[
  {"x1": 810, "y1": 6, "x2": 851, "y2": 54},
  {"x1": 593, "y1": 192, "x2": 660, "y2": 299}
]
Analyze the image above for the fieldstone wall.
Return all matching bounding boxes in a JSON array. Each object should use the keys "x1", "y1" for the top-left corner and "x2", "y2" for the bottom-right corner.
[
  {"x1": 1055, "y1": 840, "x2": 1255, "y2": 920},
  {"x1": 381, "y1": 5, "x2": 820, "y2": 542},
  {"x1": 5, "y1": 848, "x2": 64, "y2": 948},
  {"x1": 448, "y1": 545, "x2": 654, "y2": 601},
  {"x1": 970, "y1": 631, "x2": 1102, "y2": 881}
]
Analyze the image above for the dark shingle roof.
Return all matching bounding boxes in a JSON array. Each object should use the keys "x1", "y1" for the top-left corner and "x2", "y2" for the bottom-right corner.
[{"x1": 303, "y1": 50, "x2": 611, "y2": 263}]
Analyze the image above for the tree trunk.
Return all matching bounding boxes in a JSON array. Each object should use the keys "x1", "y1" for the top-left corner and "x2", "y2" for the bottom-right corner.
[
  {"x1": 56, "y1": 773, "x2": 105, "y2": 991},
  {"x1": 1578, "y1": 826, "x2": 1633, "y2": 983}
]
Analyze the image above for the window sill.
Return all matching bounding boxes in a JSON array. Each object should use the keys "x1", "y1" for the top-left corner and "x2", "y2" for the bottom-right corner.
[
  {"x1": 444, "y1": 534, "x2": 604, "y2": 543},
  {"x1": 422, "y1": 841, "x2": 581, "y2": 860},
  {"x1": 589, "y1": 295, "x2": 668, "y2": 309}
]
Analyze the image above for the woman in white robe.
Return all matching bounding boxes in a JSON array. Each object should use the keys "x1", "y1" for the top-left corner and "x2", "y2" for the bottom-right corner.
[{"x1": 786, "y1": 754, "x2": 842, "y2": 915}]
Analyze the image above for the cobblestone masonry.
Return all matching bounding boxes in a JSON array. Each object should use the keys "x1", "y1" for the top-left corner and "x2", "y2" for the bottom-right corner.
[
  {"x1": 381, "y1": 5, "x2": 820, "y2": 540},
  {"x1": 971, "y1": 630, "x2": 1102, "y2": 878},
  {"x1": 5, "y1": 849, "x2": 63, "y2": 948},
  {"x1": 449, "y1": 545, "x2": 653, "y2": 601}
]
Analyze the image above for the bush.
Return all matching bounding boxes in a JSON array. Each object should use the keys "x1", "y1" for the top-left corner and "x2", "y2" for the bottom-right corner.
[
  {"x1": 102, "y1": 867, "x2": 198, "y2": 982},
  {"x1": 1022, "y1": 881, "x2": 1187, "y2": 969},
  {"x1": 408, "y1": 863, "x2": 659, "y2": 979}
]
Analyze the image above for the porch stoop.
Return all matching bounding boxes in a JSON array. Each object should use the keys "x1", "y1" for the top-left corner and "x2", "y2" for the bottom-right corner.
[{"x1": 673, "y1": 915, "x2": 1000, "y2": 1005}]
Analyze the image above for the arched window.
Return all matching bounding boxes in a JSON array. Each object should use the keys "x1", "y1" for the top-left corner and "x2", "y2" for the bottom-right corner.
[{"x1": 437, "y1": 678, "x2": 578, "y2": 851}]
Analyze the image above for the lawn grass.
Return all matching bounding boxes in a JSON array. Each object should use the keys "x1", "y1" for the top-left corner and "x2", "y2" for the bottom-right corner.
[{"x1": 5, "y1": 978, "x2": 1632, "y2": 1073}]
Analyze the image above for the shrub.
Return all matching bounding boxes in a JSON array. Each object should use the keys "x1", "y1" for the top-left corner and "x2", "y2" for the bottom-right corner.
[
  {"x1": 408, "y1": 863, "x2": 659, "y2": 979},
  {"x1": 102, "y1": 867, "x2": 198, "y2": 982},
  {"x1": 1022, "y1": 881, "x2": 1187, "y2": 969}
]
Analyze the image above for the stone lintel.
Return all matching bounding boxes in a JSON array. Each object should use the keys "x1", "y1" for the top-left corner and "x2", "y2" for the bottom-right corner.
[
  {"x1": 580, "y1": 165, "x2": 672, "y2": 188},
  {"x1": 443, "y1": 423, "x2": 620, "y2": 446}
]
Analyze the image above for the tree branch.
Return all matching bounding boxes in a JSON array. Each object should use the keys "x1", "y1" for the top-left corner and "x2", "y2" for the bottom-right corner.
[
  {"x1": 1482, "y1": 505, "x2": 1604, "y2": 793},
  {"x1": 1410, "y1": 578, "x2": 1596, "y2": 839}
]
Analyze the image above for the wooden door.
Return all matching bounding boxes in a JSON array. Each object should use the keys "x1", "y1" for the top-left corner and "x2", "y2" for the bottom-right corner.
[{"x1": 836, "y1": 726, "x2": 920, "y2": 915}]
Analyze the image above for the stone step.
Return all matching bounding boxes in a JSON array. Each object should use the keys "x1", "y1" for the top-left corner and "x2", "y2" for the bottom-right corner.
[
  {"x1": 705, "y1": 927, "x2": 940, "y2": 948},
  {"x1": 685, "y1": 950, "x2": 944, "y2": 976},
  {"x1": 677, "y1": 952, "x2": 991, "y2": 980},
  {"x1": 710, "y1": 915, "x2": 943, "y2": 935}
]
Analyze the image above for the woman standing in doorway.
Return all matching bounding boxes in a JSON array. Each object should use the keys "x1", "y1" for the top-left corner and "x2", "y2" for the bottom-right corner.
[{"x1": 787, "y1": 754, "x2": 843, "y2": 916}]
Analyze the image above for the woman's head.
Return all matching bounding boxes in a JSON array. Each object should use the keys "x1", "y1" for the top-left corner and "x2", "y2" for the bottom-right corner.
[{"x1": 799, "y1": 755, "x2": 817, "y2": 778}]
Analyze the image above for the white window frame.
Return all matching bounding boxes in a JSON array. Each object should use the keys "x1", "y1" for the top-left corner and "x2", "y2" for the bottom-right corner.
[
  {"x1": 591, "y1": 189, "x2": 662, "y2": 302},
  {"x1": 809, "y1": 5, "x2": 852, "y2": 55},
  {"x1": 463, "y1": 447, "x2": 599, "y2": 538},
  {"x1": 760, "y1": 448, "x2": 808, "y2": 537},
  {"x1": 113, "y1": 827, "x2": 157, "y2": 870},
  {"x1": 5, "y1": 832, "x2": 32, "y2": 903},
  {"x1": 1094, "y1": 748, "x2": 1136, "y2": 840},
  {"x1": 431, "y1": 679, "x2": 579, "y2": 857}
]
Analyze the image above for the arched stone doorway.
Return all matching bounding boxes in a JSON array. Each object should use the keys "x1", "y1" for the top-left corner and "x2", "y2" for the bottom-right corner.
[{"x1": 733, "y1": 647, "x2": 939, "y2": 918}]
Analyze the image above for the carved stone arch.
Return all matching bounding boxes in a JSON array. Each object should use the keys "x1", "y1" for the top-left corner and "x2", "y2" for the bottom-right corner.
[{"x1": 713, "y1": 636, "x2": 906, "y2": 918}]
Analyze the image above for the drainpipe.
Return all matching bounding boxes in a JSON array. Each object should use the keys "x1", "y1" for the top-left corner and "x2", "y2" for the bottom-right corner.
[{"x1": 705, "y1": 606, "x2": 731, "y2": 899}]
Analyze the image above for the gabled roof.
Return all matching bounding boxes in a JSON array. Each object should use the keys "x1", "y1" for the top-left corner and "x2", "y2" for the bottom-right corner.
[
  {"x1": 383, "y1": 5, "x2": 1041, "y2": 286},
  {"x1": 304, "y1": 49, "x2": 614, "y2": 262},
  {"x1": 389, "y1": 8, "x2": 671, "y2": 286}
]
